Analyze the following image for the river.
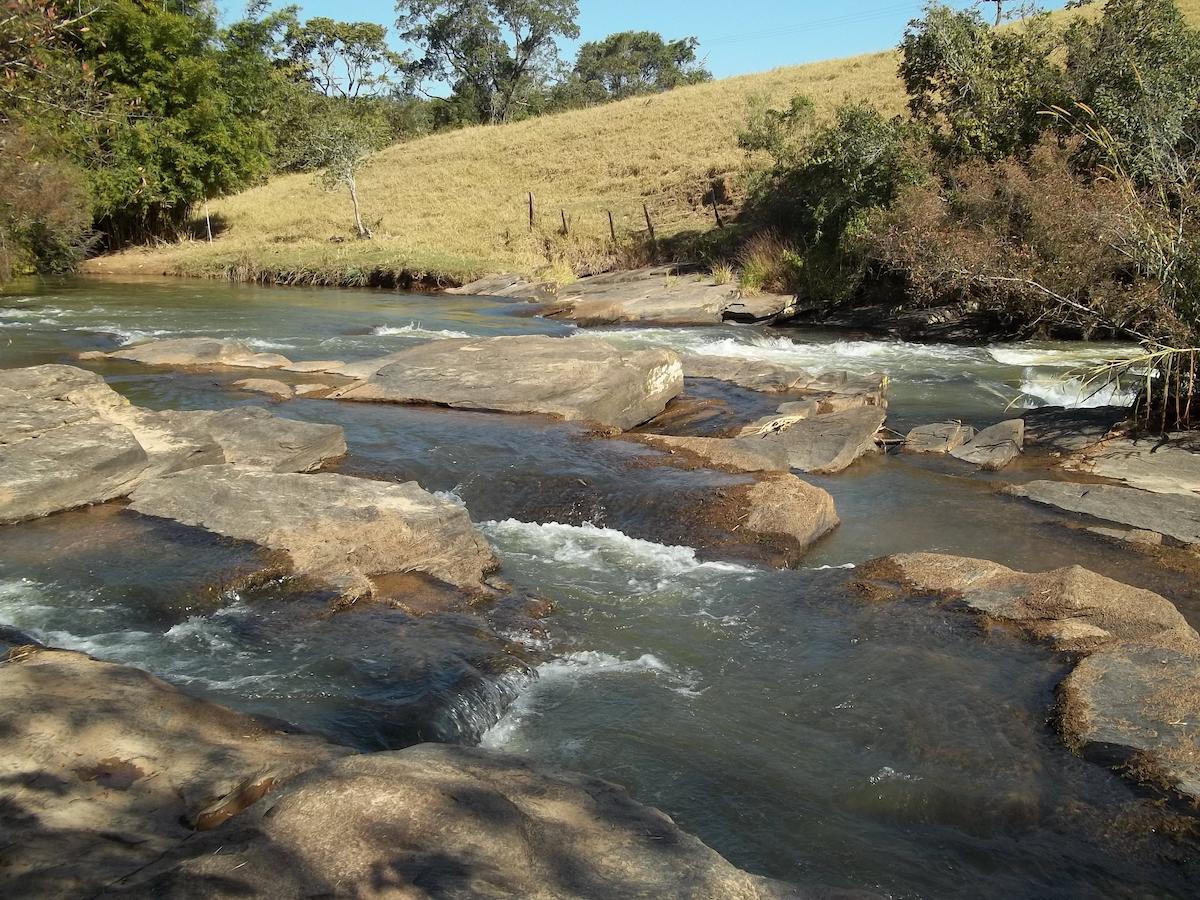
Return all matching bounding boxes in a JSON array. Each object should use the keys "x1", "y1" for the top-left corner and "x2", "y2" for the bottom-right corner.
[{"x1": 2, "y1": 277, "x2": 1197, "y2": 897}]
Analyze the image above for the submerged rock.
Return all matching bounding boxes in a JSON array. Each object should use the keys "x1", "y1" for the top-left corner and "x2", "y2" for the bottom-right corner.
[
  {"x1": 950, "y1": 419, "x2": 1024, "y2": 470},
  {"x1": 633, "y1": 434, "x2": 791, "y2": 473},
  {"x1": 904, "y1": 422, "x2": 975, "y2": 455},
  {"x1": 857, "y1": 552, "x2": 1200, "y2": 803},
  {"x1": 0, "y1": 647, "x2": 345, "y2": 899},
  {"x1": 0, "y1": 366, "x2": 346, "y2": 523},
  {"x1": 108, "y1": 745, "x2": 799, "y2": 899},
  {"x1": 332, "y1": 335, "x2": 683, "y2": 431},
  {"x1": 232, "y1": 377, "x2": 294, "y2": 399},
  {"x1": 744, "y1": 406, "x2": 886, "y2": 474},
  {"x1": 1007, "y1": 481, "x2": 1200, "y2": 547},
  {"x1": 127, "y1": 466, "x2": 500, "y2": 597}
]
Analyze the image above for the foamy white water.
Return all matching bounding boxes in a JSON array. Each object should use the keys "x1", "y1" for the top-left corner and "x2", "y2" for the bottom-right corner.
[
  {"x1": 1018, "y1": 373, "x2": 1139, "y2": 408},
  {"x1": 480, "y1": 519, "x2": 756, "y2": 589},
  {"x1": 480, "y1": 650, "x2": 679, "y2": 749},
  {"x1": 373, "y1": 322, "x2": 472, "y2": 339}
]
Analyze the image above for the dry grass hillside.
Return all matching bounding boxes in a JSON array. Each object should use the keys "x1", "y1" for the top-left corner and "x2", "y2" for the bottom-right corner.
[{"x1": 89, "y1": 0, "x2": 1200, "y2": 286}]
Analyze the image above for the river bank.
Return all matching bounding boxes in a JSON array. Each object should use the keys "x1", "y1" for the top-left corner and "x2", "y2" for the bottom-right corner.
[{"x1": 3, "y1": 276, "x2": 1200, "y2": 896}]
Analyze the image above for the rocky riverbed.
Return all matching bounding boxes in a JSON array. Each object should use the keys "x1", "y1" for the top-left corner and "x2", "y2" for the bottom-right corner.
[{"x1": 4, "y1": 276, "x2": 1200, "y2": 897}]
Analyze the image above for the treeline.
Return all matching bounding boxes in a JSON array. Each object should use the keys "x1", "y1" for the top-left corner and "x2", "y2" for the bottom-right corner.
[
  {"x1": 0, "y1": 0, "x2": 710, "y2": 278},
  {"x1": 735, "y1": 0, "x2": 1200, "y2": 352}
]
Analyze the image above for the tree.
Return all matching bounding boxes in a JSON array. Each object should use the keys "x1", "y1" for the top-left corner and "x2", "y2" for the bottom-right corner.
[
  {"x1": 285, "y1": 16, "x2": 411, "y2": 99},
  {"x1": 396, "y1": 0, "x2": 579, "y2": 124},
  {"x1": 572, "y1": 31, "x2": 710, "y2": 103},
  {"x1": 0, "y1": 0, "x2": 102, "y2": 123},
  {"x1": 899, "y1": 2, "x2": 1063, "y2": 160}
]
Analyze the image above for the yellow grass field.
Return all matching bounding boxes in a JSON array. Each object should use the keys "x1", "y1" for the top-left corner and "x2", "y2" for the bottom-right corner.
[{"x1": 88, "y1": 0, "x2": 1200, "y2": 285}]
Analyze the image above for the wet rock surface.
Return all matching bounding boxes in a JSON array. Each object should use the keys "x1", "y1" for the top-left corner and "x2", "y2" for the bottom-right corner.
[
  {"x1": 633, "y1": 433, "x2": 791, "y2": 473},
  {"x1": 1007, "y1": 481, "x2": 1200, "y2": 547},
  {"x1": 950, "y1": 419, "x2": 1025, "y2": 470},
  {"x1": 858, "y1": 553, "x2": 1200, "y2": 803},
  {"x1": 93, "y1": 337, "x2": 292, "y2": 370},
  {"x1": 904, "y1": 421, "x2": 975, "y2": 454},
  {"x1": 1064, "y1": 431, "x2": 1200, "y2": 496},
  {"x1": 746, "y1": 406, "x2": 886, "y2": 474},
  {"x1": 0, "y1": 366, "x2": 344, "y2": 523},
  {"x1": 0, "y1": 646, "x2": 345, "y2": 899},
  {"x1": 451, "y1": 266, "x2": 797, "y2": 327},
  {"x1": 332, "y1": 335, "x2": 683, "y2": 431},
  {"x1": 127, "y1": 466, "x2": 500, "y2": 597}
]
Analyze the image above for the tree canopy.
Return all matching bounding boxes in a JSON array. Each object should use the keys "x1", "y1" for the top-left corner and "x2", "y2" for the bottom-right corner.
[{"x1": 572, "y1": 31, "x2": 710, "y2": 103}]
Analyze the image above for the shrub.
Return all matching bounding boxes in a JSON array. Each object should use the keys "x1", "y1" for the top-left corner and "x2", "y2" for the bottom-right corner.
[{"x1": 737, "y1": 231, "x2": 802, "y2": 294}]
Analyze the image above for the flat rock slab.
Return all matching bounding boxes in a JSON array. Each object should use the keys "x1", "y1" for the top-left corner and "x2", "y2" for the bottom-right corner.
[
  {"x1": 950, "y1": 419, "x2": 1024, "y2": 470},
  {"x1": 333, "y1": 335, "x2": 683, "y2": 431},
  {"x1": 1060, "y1": 644, "x2": 1200, "y2": 802},
  {"x1": 747, "y1": 406, "x2": 886, "y2": 474},
  {"x1": 861, "y1": 553, "x2": 1199, "y2": 653},
  {"x1": 904, "y1": 422, "x2": 975, "y2": 454},
  {"x1": 97, "y1": 337, "x2": 291, "y2": 370},
  {"x1": 633, "y1": 434, "x2": 791, "y2": 473},
  {"x1": 682, "y1": 355, "x2": 813, "y2": 392},
  {"x1": 109, "y1": 745, "x2": 798, "y2": 900},
  {"x1": 1066, "y1": 432, "x2": 1200, "y2": 497},
  {"x1": 452, "y1": 267, "x2": 796, "y2": 326},
  {"x1": 127, "y1": 466, "x2": 500, "y2": 596},
  {"x1": 1007, "y1": 480, "x2": 1200, "y2": 547},
  {"x1": 0, "y1": 647, "x2": 344, "y2": 899},
  {"x1": 233, "y1": 378, "x2": 294, "y2": 399},
  {"x1": 0, "y1": 366, "x2": 346, "y2": 523}
]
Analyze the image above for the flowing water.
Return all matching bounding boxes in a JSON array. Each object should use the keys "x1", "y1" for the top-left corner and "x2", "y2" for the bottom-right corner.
[{"x1": 2, "y1": 276, "x2": 1198, "y2": 897}]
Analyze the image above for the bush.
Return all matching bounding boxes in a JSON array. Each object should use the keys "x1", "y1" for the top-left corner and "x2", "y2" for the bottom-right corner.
[{"x1": 737, "y1": 231, "x2": 803, "y2": 294}]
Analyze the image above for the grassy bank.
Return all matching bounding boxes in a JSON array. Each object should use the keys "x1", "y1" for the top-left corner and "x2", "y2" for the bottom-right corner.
[{"x1": 85, "y1": 49, "x2": 905, "y2": 285}]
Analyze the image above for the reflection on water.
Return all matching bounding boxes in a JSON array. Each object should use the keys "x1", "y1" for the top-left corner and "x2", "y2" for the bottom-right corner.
[{"x1": 1, "y1": 276, "x2": 1196, "y2": 897}]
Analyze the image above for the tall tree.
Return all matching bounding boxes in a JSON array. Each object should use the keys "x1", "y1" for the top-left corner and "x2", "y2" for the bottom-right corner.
[
  {"x1": 396, "y1": 0, "x2": 579, "y2": 124},
  {"x1": 573, "y1": 31, "x2": 710, "y2": 102},
  {"x1": 285, "y1": 16, "x2": 410, "y2": 99}
]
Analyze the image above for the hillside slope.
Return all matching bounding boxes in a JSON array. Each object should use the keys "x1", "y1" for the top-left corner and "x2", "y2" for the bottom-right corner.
[{"x1": 89, "y1": 0, "x2": 1200, "y2": 286}]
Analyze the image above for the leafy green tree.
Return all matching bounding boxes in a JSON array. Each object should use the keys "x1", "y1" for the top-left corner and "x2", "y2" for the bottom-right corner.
[
  {"x1": 76, "y1": 0, "x2": 279, "y2": 245},
  {"x1": 1062, "y1": 0, "x2": 1200, "y2": 186},
  {"x1": 285, "y1": 16, "x2": 411, "y2": 99},
  {"x1": 899, "y1": 2, "x2": 1063, "y2": 160},
  {"x1": 572, "y1": 31, "x2": 710, "y2": 103},
  {"x1": 396, "y1": 0, "x2": 579, "y2": 124}
]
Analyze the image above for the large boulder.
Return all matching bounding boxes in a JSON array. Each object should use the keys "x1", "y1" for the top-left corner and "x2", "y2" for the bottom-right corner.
[
  {"x1": 1059, "y1": 644, "x2": 1200, "y2": 803},
  {"x1": 950, "y1": 419, "x2": 1024, "y2": 470},
  {"x1": 127, "y1": 466, "x2": 500, "y2": 597},
  {"x1": 633, "y1": 434, "x2": 791, "y2": 473},
  {"x1": 745, "y1": 406, "x2": 886, "y2": 474},
  {"x1": 737, "y1": 474, "x2": 841, "y2": 558},
  {"x1": 860, "y1": 553, "x2": 1199, "y2": 653},
  {"x1": 96, "y1": 337, "x2": 291, "y2": 370},
  {"x1": 332, "y1": 335, "x2": 683, "y2": 431},
  {"x1": 1006, "y1": 481, "x2": 1200, "y2": 547},
  {"x1": 0, "y1": 647, "x2": 345, "y2": 899},
  {"x1": 108, "y1": 745, "x2": 799, "y2": 900}
]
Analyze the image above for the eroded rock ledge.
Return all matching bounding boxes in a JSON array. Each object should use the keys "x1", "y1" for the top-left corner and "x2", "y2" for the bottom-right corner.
[
  {"x1": 0, "y1": 645, "x2": 800, "y2": 900},
  {"x1": 857, "y1": 553, "x2": 1200, "y2": 804},
  {"x1": 0, "y1": 365, "x2": 345, "y2": 524}
]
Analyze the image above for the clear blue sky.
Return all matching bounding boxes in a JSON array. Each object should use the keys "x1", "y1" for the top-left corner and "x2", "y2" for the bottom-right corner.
[{"x1": 220, "y1": 0, "x2": 1068, "y2": 79}]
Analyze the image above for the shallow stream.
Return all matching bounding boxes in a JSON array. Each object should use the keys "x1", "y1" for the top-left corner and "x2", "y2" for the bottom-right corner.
[{"x1": 2, "y1": 277, "x2": 1197, "y2": 897}]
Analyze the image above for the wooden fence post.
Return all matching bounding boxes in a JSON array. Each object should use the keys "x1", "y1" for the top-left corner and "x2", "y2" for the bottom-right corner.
[
  {"x1": 643, "y1": 203, "x2": 656, "y2": 243},
  {"x1": 709, "y1": 189, "x2": 724, "y2": 229},
  {"x1": 528, "y1": 192, "x2": 535, "y2": 232},
  {"x1": 561, "y1": 209, "x2": 569, "y2": 236},
  {"x1": 607, "y1": 210, "x2": 616, "y2": 242}
]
